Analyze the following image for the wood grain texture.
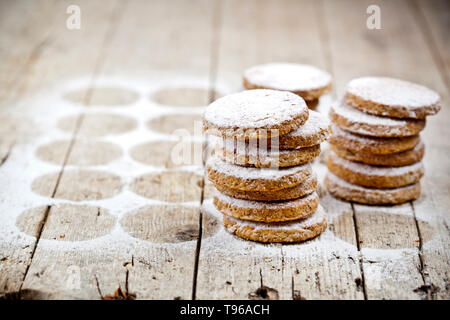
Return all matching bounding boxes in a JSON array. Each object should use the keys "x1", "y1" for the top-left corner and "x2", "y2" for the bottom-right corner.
[
  {"x1": 12, "y1": 0, "x2": 125, "y2": 299},
  {"x1": 413, "y1": 0, "x2": 450, "y2": 94},
  {"x1": 0, "y1": 0, "x2": 448, "y2": 300},
  {"x1": 0, "y1": 0, "x2": 122, "y2": 297},
  {"x1": 18, "y1": 0, "x2": 216, "y2": 300},
  {"x1": 410, "y1": 0, "x2": 450, "y2": 295},
  {"x1": 323, "y1": 0, "x2": 449, "y2": 299},
  {"x1": 0, "y1": 0, "x2": 56, "y2": 103},
  {"x1": 195, "y1": 0, "x2": 363, "y2": 300}
]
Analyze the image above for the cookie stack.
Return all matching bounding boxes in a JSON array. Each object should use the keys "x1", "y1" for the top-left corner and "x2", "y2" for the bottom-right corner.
[
  {"x1": 243, "y1": 63, "x2": 332, "y2": 109},
  {"x1": 325, "y1": 77, "x2": 441, "y2": 205},
  {"x1": 203, "y1": 89, "x2": 331, "y2": 243}
]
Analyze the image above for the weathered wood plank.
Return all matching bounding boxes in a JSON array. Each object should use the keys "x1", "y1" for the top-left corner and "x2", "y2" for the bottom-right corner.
[
  {"x1": 409, "y1": 1, "x2": 450, "y2": 297},
  {"x1": 323, "y1": 0, "x2": 449, "y2": 299},
  {"x1": 196, "y1": 0, "x2": 363, "y2": 300},
  {"x1": 20, "y1": 0, "x2": 216, "y2": 300},
  {"x1": 412, "y1": 0, "x2": 450, "y2": 94},
  {"x1": 2, "y1": 0, "x2": 124, "y2": 299},
  {"x1": 0, "y1": 0, "x2": 57, "y2": 103},
  {"x1": 0, "y1": 0, "x2": 447, "y2": 300}
]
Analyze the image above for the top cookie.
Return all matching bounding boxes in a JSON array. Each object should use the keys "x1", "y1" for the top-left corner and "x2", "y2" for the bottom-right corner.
[
  {"x1": 345, "y1": 77, "x2": 441, "y2": 119},
  {"x1": 203, "y1": 89, "x2": 309, "y2": 140},
  {"x1": 243, "y1": 63, "x2": 332, "y2": 101}
]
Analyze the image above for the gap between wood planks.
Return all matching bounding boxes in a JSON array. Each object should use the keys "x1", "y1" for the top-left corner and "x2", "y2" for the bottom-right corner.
[
  {"x1": 314, "y1": 0, "x2": 335, "y2": 99},
  {"x1": 192, "y1": 0, "x2": 224, "y2": 300},
  {"x1": 0, "y1": 142, "x2": 15, "y2": 167},
  {"x1": 350, "y1": 203, "x2": 368, "y2": 300},
  {"x1": 409, "y1": 0, "x2": 447, "y2": 299},
  {"x1": 17, "y1": 0, "x2": 128, "y2": 298},
  {"x1": 316, "y1": 0, "x2": 369, "y2": 300},
  {"x1": 409, "y1": 202, "x2": 430, "y2": 292}
]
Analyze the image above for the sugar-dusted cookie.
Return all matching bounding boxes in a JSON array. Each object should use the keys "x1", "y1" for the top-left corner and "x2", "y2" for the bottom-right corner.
[
  {"x1": 214, "y1": 191, "x2": 319, "y2": 222},
  {"x1": 324, "y1": 172, "x2": 421, "y2": 205},
  {"x1": 213, "y1": 173, "x2": 318, "y2": 201},
  {"x1": 222, "y1": 205, "x2": 328, "y2": 243},
  {"x1": 329, "y1": 103, "x2": 425, "y2": 137},
  {"x1": 345, "y1": 77, "x2": 441, "y2": 119},
  {"x1": 268, "y1": 110, "x2": 331, "y2": 149},
  {"x1": 206, "y1": 155, "x2": 312, "y2": 191},
  {"x1": 242, "y1": 110, "x2": 330, "y2": 151},
  {"x1": 215, "y1": 137, "x2": 320, "y2": 167},
  {"x1": 203, "y1": 89, "x2": 309, "y2": 140},
  {"x1": 330, "y1": 141, "x2": 425, "y2": 167},
  {"x1": 329, "y1": 124, "x2": 420, "y2": 155},
  {"x1": 327, "y1": 151, "x2": 424, "y2": 188},
  {"x1": 243, "y1": 63, "x2": 332, "y2": 101}
]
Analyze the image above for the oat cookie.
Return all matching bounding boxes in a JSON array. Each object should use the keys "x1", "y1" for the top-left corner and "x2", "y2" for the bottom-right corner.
[
  {"x1": 329, "y1": 124, "x2": 420, "y2": 155},
  {"x1": 213, "y1": 173, "x2": 318, "y2": 201},
  {"x1": 345, "y1": 77, "x2": 441, "y2": 119},
  {"x1": 206, "y1": 155, "x2": 312, "y2": 191},
  {"x1": 222, "y1": 205, "x2": 328, "y2": 243},
  {"x1": 243, "y1": 63, "x2": 332, "y2": 101},
  {"x1": 330, "y1": 142, "x2": 425, "y2": 167},
  {"x1": 203, "y1": 89, "x2": 309, "y2": 140},
  {"x1": 215, "y1": 138, "x2": 320, "y2": 167},
  {"x1": 214, "y1": 191, "x2": 319, "y2": 222},
  {"x1": 324, "y1": 172, "x2": 421, "y2": 205},
  {"x1": 306, "y1": 98, "x2": 319, "y2": 110},
  {"x1": 327, "y1": 151, "x2": 424, "y2": 188},
  {"x1": 330, "y1": 103, "x2": 425, "y2": 137},
  {"x1": 256, "y1": 110, "x2": 331, "y2": 149}
]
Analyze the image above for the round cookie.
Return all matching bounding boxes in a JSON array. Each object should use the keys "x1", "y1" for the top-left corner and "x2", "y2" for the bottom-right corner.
[
  {"x1": 243, "y1": 63, "x2": 332, "y2": 101},
  {"x1": 306, "y1": 98, "x2": 319, "y2": 110},
  {"x1": 203, "y1": 89, "x2": 309, "y2": 140},
  {"x1": 206, "y1": 155, "x2": 312, "y2": 191},
  {"x1": 215, "y1": 138, "x2": 320, "y2": 167},
  {"x1": 222, "y1": 205, "x2": 328, "y2": 243},
  {"x1": 345, "y1": 77, "x2": 441, "y2": 119},
  {"x1": 259, "y1": 110, "x2": 330, "y2": 149},
  {"x1": 329, "y1": 103, "x2": 426, "y2": 137},
  {"x1": 324, "y1": 172, "x2": 421, "y2": 205},
  {"x1": 327, "y1": 151, "x2": 424, "y2": 188},
  {"x1": 330, "y1": 141, "x2": 425, "y2": 167},
  {"x1": 214, "y1": 191, "x2": 319, "y2": 222},
  {"x1": 329, "y1": 124, "x2": 420, "y2": 155},
  {"x1": 213, "y1": 173, "x2": 318, "y2": 201}
]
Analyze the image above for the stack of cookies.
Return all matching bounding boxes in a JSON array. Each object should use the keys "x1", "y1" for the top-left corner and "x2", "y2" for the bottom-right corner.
[
  {"x1": 203, "y1": 89, "x2": 331, "y2": 243},
  {"x1": 243, "y1": 63, "x2": 332, "y2": 109},
  {"x1": 325, "y1": 77, "x2": 441, "y2": 205}
]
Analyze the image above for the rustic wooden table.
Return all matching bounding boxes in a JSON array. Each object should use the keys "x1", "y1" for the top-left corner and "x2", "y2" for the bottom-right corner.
[{"x1": 0, "y1": 0, "x2": 449, "y2": 300}]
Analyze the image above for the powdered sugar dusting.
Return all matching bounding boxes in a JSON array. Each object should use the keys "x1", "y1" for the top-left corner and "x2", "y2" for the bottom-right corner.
[
  {"x1": 244, "y1": 63, "x2": 332, "y2": 91},
  {"x1": 330, "y1": 152, "x2": 424, "y2": 176},
  {"x1": 331, "y1": 124, "x2": 409, "y2": 145},
  {"x1": 347, "y1": 77, "x2": 440, "y2": 108},
  {"x1": 215, "y1": 189, "x2": 318, "y2": 210},
  {"x1": 332, "y1": 103, "x2": 407, "y2": 126},
  {"x1": 284, "y1": 110, "x2": 330, "y2": 138},
  {"x1": 203, "y1": 89, "x2": 307, "y2": 129},
  {"x1": 207, "y1": 155, "x2": 312, "y2": 180},
  {"x1": 225, "y1": 205, "x2": 326, "y2": 231},
  {"x1": 325, "y1": 171, "x2": 420, "y2": 195},
  {"x1": 215, "y1": 136, "x2": 316, "y2": 157},
  {"x1": 331, "y1": 124, "x2": 374, "y2": 143}
]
